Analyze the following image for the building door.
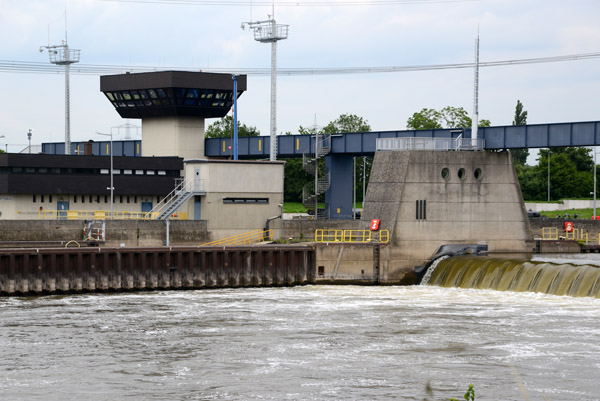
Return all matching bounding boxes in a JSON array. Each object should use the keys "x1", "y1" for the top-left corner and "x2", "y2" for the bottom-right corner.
[
  {"x1": 194, "y1": 168, "x2": 203, "y2": 192},
  {"x1": 57, "y1": 201, "x2": 69, "y2": 220},
  {"x1": 141, "y1": 202, "x2": 152, "y2": 213},
  {"x1": 194, "y1": 195, "x2": 202, "y2": 220}
]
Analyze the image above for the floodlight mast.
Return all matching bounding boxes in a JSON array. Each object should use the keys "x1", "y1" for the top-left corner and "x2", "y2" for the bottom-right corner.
[
  {"x1": 40, "y1": 41, "x2": 80, "y2": 155},
  {"x1": 242, "y1": 16, "x2": 289, "y2": 161}
]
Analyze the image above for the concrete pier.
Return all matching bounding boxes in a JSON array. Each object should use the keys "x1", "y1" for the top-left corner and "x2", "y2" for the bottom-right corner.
[{"x1": 0, "y1": 245, "x2": 314, "y2": 296}]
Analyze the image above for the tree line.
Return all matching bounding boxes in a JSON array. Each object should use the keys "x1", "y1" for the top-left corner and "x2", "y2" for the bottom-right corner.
[{"x1": 206, "y1": 102, "x2": 596, "y2": 204}]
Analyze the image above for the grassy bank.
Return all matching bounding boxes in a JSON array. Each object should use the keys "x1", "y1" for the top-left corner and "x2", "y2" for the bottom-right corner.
[{"x1": 539, "y1": 208, "x2": 599, "y2": 219}]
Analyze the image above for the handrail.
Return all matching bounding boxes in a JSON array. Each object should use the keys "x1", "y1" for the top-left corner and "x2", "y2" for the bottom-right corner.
[
  {"x1": 147, "y1": 177, "x2": 205, "y2": 219},
  {"x1": 201, "y1": 229, "x2": 273, "y2": 246},
  {"x1": 315, "y1": 229, "x2": 389, "y2": 243},
  {"x1": 38, "y1": 210, "x2": 188, "y2": 221}
]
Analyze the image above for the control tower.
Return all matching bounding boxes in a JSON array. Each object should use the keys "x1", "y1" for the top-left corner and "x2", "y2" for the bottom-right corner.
[{"x1": 100, "y1": 71, "x2": 247, "y2": 159}]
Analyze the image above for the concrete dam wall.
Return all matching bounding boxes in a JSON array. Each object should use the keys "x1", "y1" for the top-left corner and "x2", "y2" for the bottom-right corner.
[{"x1": 360, "y1": 150, "x2": 532, "y2": 283}]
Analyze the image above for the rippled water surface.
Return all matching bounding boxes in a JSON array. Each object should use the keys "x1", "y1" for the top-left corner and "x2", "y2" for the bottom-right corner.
[{"x1": 2, "y1": 285, "x2": 600, "y2": 400}]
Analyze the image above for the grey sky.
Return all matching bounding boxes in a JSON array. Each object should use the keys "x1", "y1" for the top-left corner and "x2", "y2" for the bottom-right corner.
[{"x1": 0, "y1": 0, "x2": 598, "y2": 160}]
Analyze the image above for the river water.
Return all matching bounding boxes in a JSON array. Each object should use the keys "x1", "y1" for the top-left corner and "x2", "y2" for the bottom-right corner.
[{"x1": 2, "y1": 283, "x2": 599, "y2": 401}]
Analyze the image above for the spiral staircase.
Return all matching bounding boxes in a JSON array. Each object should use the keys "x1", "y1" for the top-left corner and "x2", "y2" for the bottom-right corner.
[{"x1": 301, "y1": 134, "x2": 331, "y2": 219}]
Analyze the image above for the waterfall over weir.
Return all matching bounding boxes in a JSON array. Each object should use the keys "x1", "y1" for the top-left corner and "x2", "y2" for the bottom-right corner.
[{"x1": 423, "y1": 255, "x2": 600, "y2": 298}]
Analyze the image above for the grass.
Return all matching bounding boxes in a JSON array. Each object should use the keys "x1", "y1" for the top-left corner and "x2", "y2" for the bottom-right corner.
[
  {"x1": 283, "y1": 202, "x2": 364, "y2": 214},
  {"x1": 538, "y1": 208, "x2": 598, "y2": 219}
]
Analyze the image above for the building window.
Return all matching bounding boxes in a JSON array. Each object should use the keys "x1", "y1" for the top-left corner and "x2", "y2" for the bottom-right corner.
[
  {"x1": 474, "y1": 168, "x2": 483, "y2": 180},
  {"x1": 105, "y1": 196, "x2": 108, "y2": 203},
  {"x1": 223, "y1": 198, "x2": 269, "y2": 204},
  {"x1": 416, "y1": 200, "x2": 427, "y2": 220},
  {"x1": 458, "y1": 168, "x2": 466, "y2": 180},
  {"x1": 74, "y1": 195, "x2": 77, "y2": 203},
  {"x1": 158, "y1": 171, "x2": 166, "y2": 176},
  {"x1": 124, "y1": 169, "x2": 132, "y2": 175},
  {"x1": 49, "y1": 195, "x2": 53, "y2": 203},
  {"x1": 134, "y1": 196, "x2": 138, "y2": 203},
  {"x1": 120, "y1": 196, "x2": 123, "y2": 204},
  {"x1": 89, "y1": 195, "x2": 93, "y2": 203},
  {"x1": 96, "y1": 196, "x2": 100, "y2": 203},
  {"x1": 82, "y1": 195, "x2": 85, "y2": 204},
  {"x1": 101, "y1": 169, "x2": 109, "y2": 174},
  {"x1": 135, "y1": 170, "x2": 144, "y2": 175},
  {"x1": 32, "y1": 194, "x2": 36, "y2": 202},
  {"x1": 441, "y1": 168, "x2": 450, "y2": 180},
  {"x1": 146, "y1": 170, "x2": 155, "y2": 175},
  {"x1": 40, "y1": 195, "x2": 44, "y2": 203},
  {"x1": 127, "y1": 196, "x2": 130, "y2": 204}
]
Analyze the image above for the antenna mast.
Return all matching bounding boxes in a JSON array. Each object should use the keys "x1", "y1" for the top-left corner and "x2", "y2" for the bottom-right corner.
[
  {"x1": 241, "y1": 7, "x2": 289, "y2": 161},
  {"x1": 40, "y1": 16, "x2": 80, "y2": 155}
]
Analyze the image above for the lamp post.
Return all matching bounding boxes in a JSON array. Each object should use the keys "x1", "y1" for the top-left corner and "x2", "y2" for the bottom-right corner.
[
  {"x1": 594, "y1": 147, "x2": 597, "y2": 219},
  {"x1": 547, "y1": 149, "x2": 551, "y2": 202},
  {"x1": 97, "y1": 132, "x2": 114, "y2": 219},
  {"x1": 27, "y1": 130, "x2": 32, "y2": 154}
]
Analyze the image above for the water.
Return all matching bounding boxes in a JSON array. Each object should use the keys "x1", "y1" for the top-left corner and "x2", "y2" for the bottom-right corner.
[{"x1": 2, "y1": 284, "x2": 600, "y2": 400}]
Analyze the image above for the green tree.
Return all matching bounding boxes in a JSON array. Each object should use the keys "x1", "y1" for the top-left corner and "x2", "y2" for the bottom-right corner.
[
  {"x1": 406, "y1": 108, "x2": 442, "y2": 130},
  {"x1": 510, "y1": 100, "x2": 529, "y2": 166},
  {"x1": 521, "y1": 148, "x2": 593, "y2": 201},
  {"x1": 407, "y1": 107, "x2": 490, "y2": 130},
  {"x1": 205, "y1": 115, "x2": 260, "y2": 138}
]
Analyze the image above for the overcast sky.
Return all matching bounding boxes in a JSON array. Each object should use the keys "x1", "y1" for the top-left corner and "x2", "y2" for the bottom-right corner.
[{"x1": 0, "y1": 0, "x2": 598, "y2": 161}]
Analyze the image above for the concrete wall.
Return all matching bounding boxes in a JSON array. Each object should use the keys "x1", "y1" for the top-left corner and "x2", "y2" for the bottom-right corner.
[
  {"x1": 525, "y1": 200, "x2": 598, "y2": 212},
  {"x1": 361, "y1": 150, "x2": 531, "y2": 282},
  {"x1": 0, "y1": 220, "x2": 208, "y2": 247},
  {"x1": 282, "y1": 219, "x2": 362, "y2": 241},
  {"x1": 142, "y1": 116, "x2": 205, "y2": 159}
]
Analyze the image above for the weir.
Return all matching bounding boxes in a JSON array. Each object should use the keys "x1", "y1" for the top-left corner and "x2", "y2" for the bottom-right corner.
[{"x1": 423, "y1": 255, "x2": 600, "y2": 298}]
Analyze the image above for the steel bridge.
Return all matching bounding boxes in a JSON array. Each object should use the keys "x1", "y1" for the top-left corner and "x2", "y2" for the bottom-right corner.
[{"x1": 205, "y1": 120, "x2": 600, "y2": 219}]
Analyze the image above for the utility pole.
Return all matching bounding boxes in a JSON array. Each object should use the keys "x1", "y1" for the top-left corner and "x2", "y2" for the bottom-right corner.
[{"x1": 242, "y1": 9, "x2": 288, "y2": 161}]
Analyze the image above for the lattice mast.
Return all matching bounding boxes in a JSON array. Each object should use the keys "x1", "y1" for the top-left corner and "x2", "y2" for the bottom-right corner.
[{"x1": 242, "y1": 7, "x2": 289, "y2": 161}]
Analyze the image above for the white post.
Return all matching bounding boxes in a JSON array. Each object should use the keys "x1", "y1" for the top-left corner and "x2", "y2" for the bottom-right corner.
[
  {"x1": 65, "y1": 46, "x2": 71, "y2": 155},
  {"x1": 471, "y1": 31, "x2": 480, "y2": 147},
  {"x1": 270, "y1": 38, "x2": 277, "y2": 161},
  {"x1": 594, "y1": 147, "x2": 597, "y2": 219}
]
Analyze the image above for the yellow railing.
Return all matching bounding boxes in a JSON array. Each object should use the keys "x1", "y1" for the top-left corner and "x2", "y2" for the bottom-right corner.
[
  {"x1": 201, "y1": 229, "x2": 273, "y2": 246},
  {"x1": 38, "y1": 210, "x2": 189, "y2": 220},
  {"x1": 541, "y1": 227, "x2": 558, "y2": 240},
  {"x1": 565, "y1": 228, "x2": 587, "y2": 242},
  {"x1": 315, "y1": 229, "x2": 390, "y2": 243}
]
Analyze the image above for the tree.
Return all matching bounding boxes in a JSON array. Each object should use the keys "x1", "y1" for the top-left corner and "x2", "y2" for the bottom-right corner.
[
  {"x1": 407, "y1": 106, "x2": 490, "y2": 130},
  {"x1": 510, "y1": 100, "x2": 529, "y2": 166},
  {"x1": 322, "y1": 114, "x2": 371, "y2": 134},
  {"x1": 406, "y1": 108, "x2": 442, "y2": 130},
  {"x1": 205, "y1": 115, "x2": 260, "y2": 138}
]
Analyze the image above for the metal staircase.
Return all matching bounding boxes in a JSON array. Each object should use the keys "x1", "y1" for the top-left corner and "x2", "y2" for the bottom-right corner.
[
  {"x1": 302, "y1": 134, "x2": 331, "y2": 219},
  {"x1": 149, "y1": 176, "x2": 206, "y2": 220}
]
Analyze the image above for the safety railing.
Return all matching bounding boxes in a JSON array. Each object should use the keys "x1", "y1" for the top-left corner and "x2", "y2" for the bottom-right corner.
[
  {"x1": 315, "y1": 229, "x2": 390, "y2": 243},
  {"x1": 38, "y1": 210, "x2": 188, "y2": 221},
  {"x1": 541, "y1": 227, "x2": 558, "y2": 240},
  {"x1": 565, "y1": 228, "x2": 588, "y2": 243},
  {"x1": 201, "y1": 229, "x2": 273, "y2": 246},
  {"x1": 376, "y1": 137, "x2": 485, "y2": 152}
]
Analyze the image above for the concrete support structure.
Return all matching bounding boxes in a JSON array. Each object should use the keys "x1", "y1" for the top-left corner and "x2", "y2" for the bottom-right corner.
[
  {"x1": 361, "y1": 150, "x2": 532, "y2": 282},
  {"x1": 141, "y1": 117, "x2": 205, "y2": 159}
]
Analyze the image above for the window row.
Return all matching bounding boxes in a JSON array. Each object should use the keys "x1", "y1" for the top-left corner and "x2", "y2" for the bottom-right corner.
[
  {"x1": 441, "y1": 167, "x2": 483, "y2": 181},
  {"x1": 223, "y1": 198, "x2": 269, "y2": 204},
  {"x1": 6, "y1": 167, "x2": 177, "y2": 176},
  {"x1": 105, "y1": 88, "x2": 236, "y2": 109},
  {"x1": 33, "y1": 195, "x2": 163, "y2": 204}
]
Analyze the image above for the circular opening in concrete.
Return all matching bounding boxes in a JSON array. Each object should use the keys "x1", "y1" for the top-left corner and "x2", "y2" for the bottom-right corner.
[
  {"x1": 441, "y1": 167, "x2": 450, "y2": 180},
  {"x1": 458, "y1": 168, "x2": 466, "y2": 180},
  {"x1": 474, "y1": 168, "x2": 483, "y2": 180}
]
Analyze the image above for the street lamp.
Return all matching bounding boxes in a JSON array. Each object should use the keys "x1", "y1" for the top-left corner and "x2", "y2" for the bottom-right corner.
[
  {"x1": 547, "y1": 149, "x2": 551, "y2": 202},
  {"x1": 97, "y1": 131, "x2": 114, "y2": 219}
]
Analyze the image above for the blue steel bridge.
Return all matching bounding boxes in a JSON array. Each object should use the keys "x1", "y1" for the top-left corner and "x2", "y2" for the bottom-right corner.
[{"x1": 42, "y1": 120, "x2": 600, "y2": 220}]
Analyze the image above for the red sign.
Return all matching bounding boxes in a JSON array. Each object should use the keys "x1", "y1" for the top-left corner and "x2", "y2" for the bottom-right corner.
[
  {"x1": 564, "y1": 221, "x2": 574, "y2": 232},
  {"x1": 370, "y1": 219, "x2": 380, "y2": 231}
]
